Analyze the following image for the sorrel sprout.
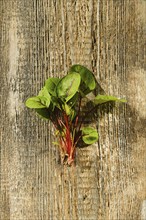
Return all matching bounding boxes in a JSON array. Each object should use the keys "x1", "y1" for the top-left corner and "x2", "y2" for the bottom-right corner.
[{"x1": 25, "y1": 64, "x2": 126, "y2": 165}]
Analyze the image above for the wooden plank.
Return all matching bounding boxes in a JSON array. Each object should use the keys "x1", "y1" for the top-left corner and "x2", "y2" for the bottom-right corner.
[{"x1": 0, "y1": 0, "x2": 145, "y2": 219}]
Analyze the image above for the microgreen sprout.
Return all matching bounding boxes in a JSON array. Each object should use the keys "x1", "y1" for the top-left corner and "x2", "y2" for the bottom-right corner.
[{"x1": 25, "y1": 64, "x2": 126, "y2": 165}]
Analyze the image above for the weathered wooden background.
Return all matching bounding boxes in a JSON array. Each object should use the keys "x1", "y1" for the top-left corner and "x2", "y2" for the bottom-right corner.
[{"x1": 0, "y1": 0, "x2": 146, "y2": 219}]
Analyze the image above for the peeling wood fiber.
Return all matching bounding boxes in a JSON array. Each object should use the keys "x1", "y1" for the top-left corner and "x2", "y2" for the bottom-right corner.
[{"x1": 0, "y1": 0, "x2": 145, "y2": 220}]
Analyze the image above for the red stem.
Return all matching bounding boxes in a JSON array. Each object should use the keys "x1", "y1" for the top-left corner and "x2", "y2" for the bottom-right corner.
[{"x1": 63, "y1": 113, "x2": 72, "y2": 156}]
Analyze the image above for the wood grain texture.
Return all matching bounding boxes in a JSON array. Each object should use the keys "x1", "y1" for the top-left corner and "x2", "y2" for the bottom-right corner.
[{"x1": 0, "y1": 0, "x2": 145, "y2": 220}]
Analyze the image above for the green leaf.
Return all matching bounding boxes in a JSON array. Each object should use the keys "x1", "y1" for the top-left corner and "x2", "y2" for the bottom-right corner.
[
  {"x1": 45, "y1": 77, "x2": 60, "y2": 96},
  {"x1": 69, "y1": 64, "x2": 95, "y2": 95},
  {"x1": 38, "y1": 87, "x2": 51, "y2": 107},
  {"x1": 94, "y1": 95, "x2": 127, "y2": 105},
  {"x1": 35, "y1": 108, "x2": 51, "y2": 119},
  {"x1": 64, "y1": 103, "x2": 71, "y2": 115},
  {"x1": 81, "y1": 127, "x2": 98, "y2": 145},
  {"x1": 51, "y1": 96, "x2": 61, "y2": 110},
  {"x1": 25, "y1": 96, "x2": 49, "y2": 109},
  {"x1": 39, "y1": 96, "x2": 50, "y2": 108},
  {"x1": 38, "y1": 87, "x2": 51, "y2": 99},
  {"x1": 67, "y1": 92, "x2": 79, "y2": 107},
  {"x1": 62, "y1": 103, "x2": 76, "y2": 121},
  {"x1": 56, "y1": 72, "x2": 81, "y2": 102}
]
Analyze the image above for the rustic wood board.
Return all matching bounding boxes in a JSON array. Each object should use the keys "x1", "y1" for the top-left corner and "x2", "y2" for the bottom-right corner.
[{"x1": 0, "y1": 0, "x2": 145, "y2": 219}]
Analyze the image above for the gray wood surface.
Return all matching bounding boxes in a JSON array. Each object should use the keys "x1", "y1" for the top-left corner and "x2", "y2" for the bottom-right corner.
[{"x1": 0, "y1": 0, "x2": 145, "y2": 219}]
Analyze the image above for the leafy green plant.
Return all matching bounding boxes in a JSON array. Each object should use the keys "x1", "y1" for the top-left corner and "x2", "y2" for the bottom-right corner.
[{"x1": 25, "y1": 64, "x2": 126, "y2": 165}]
